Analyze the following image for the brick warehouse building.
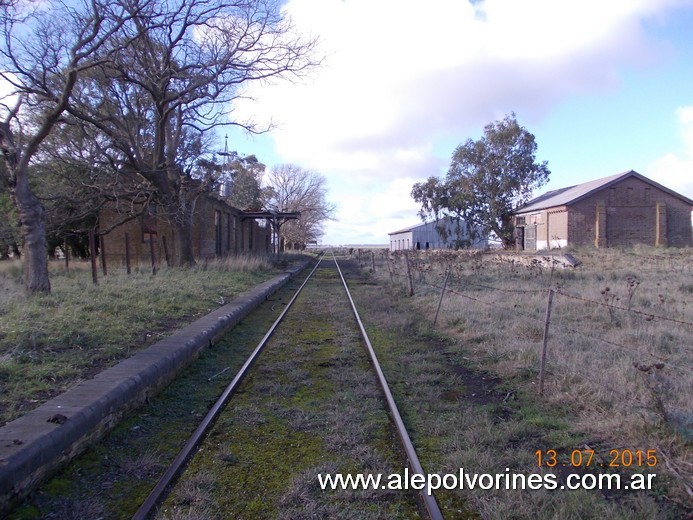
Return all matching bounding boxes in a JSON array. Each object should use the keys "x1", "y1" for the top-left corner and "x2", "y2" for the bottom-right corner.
[
  {"x1": 99, "y1": 195, "x2": 271, "y2": 265},
  {"x1": 512, "y1": 170, "x2": 693, "y2": 250}
]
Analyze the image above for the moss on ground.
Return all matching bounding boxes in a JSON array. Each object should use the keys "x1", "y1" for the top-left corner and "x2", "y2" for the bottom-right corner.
[
  {"x1": 161, "y1": 263, "x2": 423, "y2": 519},
  {"x1": 7, "y1": 275, "x2": 299, "y2": 520}
]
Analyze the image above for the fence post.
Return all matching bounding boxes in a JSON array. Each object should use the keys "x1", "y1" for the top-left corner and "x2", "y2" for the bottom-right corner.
[
  {"x1": 100, "y1": 235, "x2": 107, "y2": 276},
  {"x1": 433, "y1": 271, "x2": 451, "y2": 326},
  {"x1": 124, "y1": 232, "x2": 131, "y2": 275},
  {"x1": 63, "y1": 239, "x2": 69, "y2": 273},
  {"x1": 405, "y1": 252, "x2": 414, "y2": 296},
  {"x1": 89, "y1": 230, "x2": 98, "y2": 285},
  {"x1": 371, "y1": 251, "x2": 375, "y2": 272},
  {"x1": 150, "y1": 234, "x2": 157, "y2": 275},
  {"x1": 162, "y1": 235, "x2": 171, "y2": 267},
  {"x1": 539, "y1": 288, "x2": 555, "y2": 396}
]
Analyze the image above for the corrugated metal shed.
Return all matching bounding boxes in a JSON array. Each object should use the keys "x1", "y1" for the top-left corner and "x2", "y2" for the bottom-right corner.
[{"x1": 389, "y1": 218, "x2": 486, "y2": 250}]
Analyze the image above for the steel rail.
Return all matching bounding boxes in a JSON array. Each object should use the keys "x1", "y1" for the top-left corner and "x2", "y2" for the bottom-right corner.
[
  {"x1": 132, "y1": 257, "x2": 324, "y2": 520},
  {"x1": 332, "y1": 255, "x2": 445, "y2": 520}
]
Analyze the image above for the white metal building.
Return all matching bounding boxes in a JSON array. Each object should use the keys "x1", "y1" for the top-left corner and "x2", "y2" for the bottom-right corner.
[{"x1": 388, "y1": 218, "x2": 487, "y2": 251}]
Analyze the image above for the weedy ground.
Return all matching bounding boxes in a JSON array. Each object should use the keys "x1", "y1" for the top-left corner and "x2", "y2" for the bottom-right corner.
[
  {"x1": 4, "y1": 249, "x2": 691, "y2": 519},
  {"x1": 358, "y1": 245, "x2": 691, "y2": 517},
  {"x1": 160, "y1": 264, "x2": 430, "y2": 519},
  {"x1": 8, "y1": 285, "x2": 289, "y2": 519},
  {"x1": 0, "y1": 254, "x2": 280, "y2": 426}
]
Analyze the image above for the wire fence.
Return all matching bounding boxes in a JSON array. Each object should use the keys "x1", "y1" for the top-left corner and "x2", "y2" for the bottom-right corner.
[{"x1": 352, "y1": 248, "x2": 692, "y2": 437}]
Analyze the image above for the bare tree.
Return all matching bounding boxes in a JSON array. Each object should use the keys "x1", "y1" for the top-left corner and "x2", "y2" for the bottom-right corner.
[
  {"x1": 0, "y1": 0, "x2": 129, "y2": 292},
  {"x1": 67, "y1": 0, "x2": 320, "y2": 266},
  {"x1": 264, "y1": 164, "x2": 335, "y2": 251},
  {"x1": 31, "y1": 120, "x2": 155, "y2": 257}
]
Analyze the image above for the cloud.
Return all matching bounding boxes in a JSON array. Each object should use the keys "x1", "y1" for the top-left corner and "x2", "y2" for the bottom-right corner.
[
  {"x1": 322, "y1": 174, "x2": 425, "y2": 244},
  {"x1": 647, "y1": 105, "x2": 693, "y2": 198},
  {"x1": 239, "y1": 0, "x2": 679, "y2": 168},
  {"x1": 231, "y1": 0, "x2": 691, "y2": 242}
]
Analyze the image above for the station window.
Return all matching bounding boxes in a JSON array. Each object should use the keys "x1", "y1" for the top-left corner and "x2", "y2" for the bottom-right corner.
[
  {"x1": 215, "y1": 210, "x2": 222, "y2": 256},
  {"x1": 226, "y1": 213, "x2": 231, "y2": 253}
]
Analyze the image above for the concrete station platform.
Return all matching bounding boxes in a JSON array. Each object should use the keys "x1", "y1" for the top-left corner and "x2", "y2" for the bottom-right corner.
[{"x1": 0, "y1": 262, "x2": 308, "y2": 515}]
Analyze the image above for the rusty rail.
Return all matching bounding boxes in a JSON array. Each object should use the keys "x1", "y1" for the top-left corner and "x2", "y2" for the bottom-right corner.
[
  {"x1": 333, "y1": 254, "x2": 444, "y2": 520},
  {"x1": 132, "y1": 257, "x2": 323, "y2": 519}
]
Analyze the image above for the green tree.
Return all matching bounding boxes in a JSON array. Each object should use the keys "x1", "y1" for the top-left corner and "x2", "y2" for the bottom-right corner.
[
  {"x1": 412, "y1": 113, "x2": 550, "y2": 248},
  {"x1": 222, "y1": 154, "x2": 265, "y2": 211},
  {"x1": 31, "y1": 116, "x2": 155, "y2": 259}
]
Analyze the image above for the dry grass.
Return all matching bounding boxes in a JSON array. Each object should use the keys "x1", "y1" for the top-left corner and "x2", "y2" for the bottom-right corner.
[
  {"x1": 0, "y1": 255, "x2": 284, "y2": 426},
  {"x1": 362, "y1": 245, "x2": 692, "y2": 512}
]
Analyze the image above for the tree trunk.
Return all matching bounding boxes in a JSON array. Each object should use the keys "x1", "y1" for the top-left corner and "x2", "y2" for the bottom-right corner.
[
  {"x1": 168, "y1": 199, "x2": 196, "y2": 267},
  {"x1": 500, "y1": 213, "x2": 515, "y2": 250},
  {"x1": 173, "y1": 217, "x2": 195, "y2": 266},
  {"x1": 13, "y1": 167, "x2": 51, "y2": 293}
]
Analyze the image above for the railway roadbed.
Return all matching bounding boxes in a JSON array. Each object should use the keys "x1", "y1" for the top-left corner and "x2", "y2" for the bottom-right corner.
[
  {"x1": 155, "y1": 259, "x2": 425, "y2": 518},
  {"x1": 10, "y1": 259, "x2": 474, "y2": 519},
  {"x1": 11, "y1": 255, "x2": 689, "y2": 519}
]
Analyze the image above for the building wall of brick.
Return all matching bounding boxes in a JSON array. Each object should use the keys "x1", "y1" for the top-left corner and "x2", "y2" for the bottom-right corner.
[
  {"x1": 99, "y1": 196, "x2": 270, "y2": 266},
  {"x1": 544, "y1": 208, "x2": 568, "y2": 249},
  {"x1": 515, "y1": 176, "x2": 692, "y2": 250},
  {"x1": 568, "y1": 177, "x2": 692, "y2": 248},
  {"x1": 566, "y1": 198, "x2": 599, "y2": 247},
  {"x1": 513, "y1": 209, "x2": 569, "y2": 250}
]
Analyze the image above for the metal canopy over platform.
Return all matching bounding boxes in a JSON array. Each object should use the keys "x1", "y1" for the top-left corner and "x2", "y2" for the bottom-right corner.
[{"x1": 240, "y1": 211, "x2": 301, "y2": 254}]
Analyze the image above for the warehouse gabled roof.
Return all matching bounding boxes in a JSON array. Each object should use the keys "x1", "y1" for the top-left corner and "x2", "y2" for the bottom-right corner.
[
  {"x1": 514, "y1": 170, "x2": 693, "y2": 214},
  {"x1": 388, "y1": 223, "x2": 419, "y2": 236},
  {"x1": 388, "y1": 217, "x2": 452, "y2": 236}
]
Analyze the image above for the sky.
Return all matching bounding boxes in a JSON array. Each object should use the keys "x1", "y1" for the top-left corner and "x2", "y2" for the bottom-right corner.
[{"x1": 228, "y1": 0, "x2": 693, "y2": 246}]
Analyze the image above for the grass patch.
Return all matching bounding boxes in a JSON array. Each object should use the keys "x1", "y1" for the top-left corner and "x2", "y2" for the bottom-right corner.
[
  {"x1": 0, "y1": 256, "x2": 284, "y2": 426},
  {"x1": 8, "y1": 282, "x2": 307, "y2": 519},
  {"x1": 161, "y1": 264, "x2": 424, "y2": 519},
  {"x1": 351, "y1": 247, "x2": 692, "y2": 518}
]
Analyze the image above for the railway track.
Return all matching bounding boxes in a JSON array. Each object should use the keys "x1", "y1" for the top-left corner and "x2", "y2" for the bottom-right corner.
[{"x1": 134, "y1": 255, "x2": 443, "y2": 519}]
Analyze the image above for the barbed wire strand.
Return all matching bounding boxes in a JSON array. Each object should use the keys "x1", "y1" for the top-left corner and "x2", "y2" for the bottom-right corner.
[
  {"x1": 449, "y1": 277, "x2": 547, "y2": 294},
  {"x1": 385, "y1": 262, "x2": 692, "y2": 378},
  {"x1": 421, "y1": 278, "x2": 693, "y2": 361},
  {"x1": 554, "y1": 290, "x2": 693, "y2": 328},
  {"x1": 411, "y1": 267, "x2": 693, "y2": 328}
]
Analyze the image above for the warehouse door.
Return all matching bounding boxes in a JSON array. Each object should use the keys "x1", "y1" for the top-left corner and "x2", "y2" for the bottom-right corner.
[{"x1": 524, "y1": 225, "x2": 537, "y2": 250}]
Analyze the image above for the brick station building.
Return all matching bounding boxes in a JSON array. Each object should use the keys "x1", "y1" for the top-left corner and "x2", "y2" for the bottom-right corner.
[
  {"x1": 99, "y1": 195, "x2": 271, "y2": 265},
  {"x1": 512, "y1": 170, "x2": 693, "y2": 250}
]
